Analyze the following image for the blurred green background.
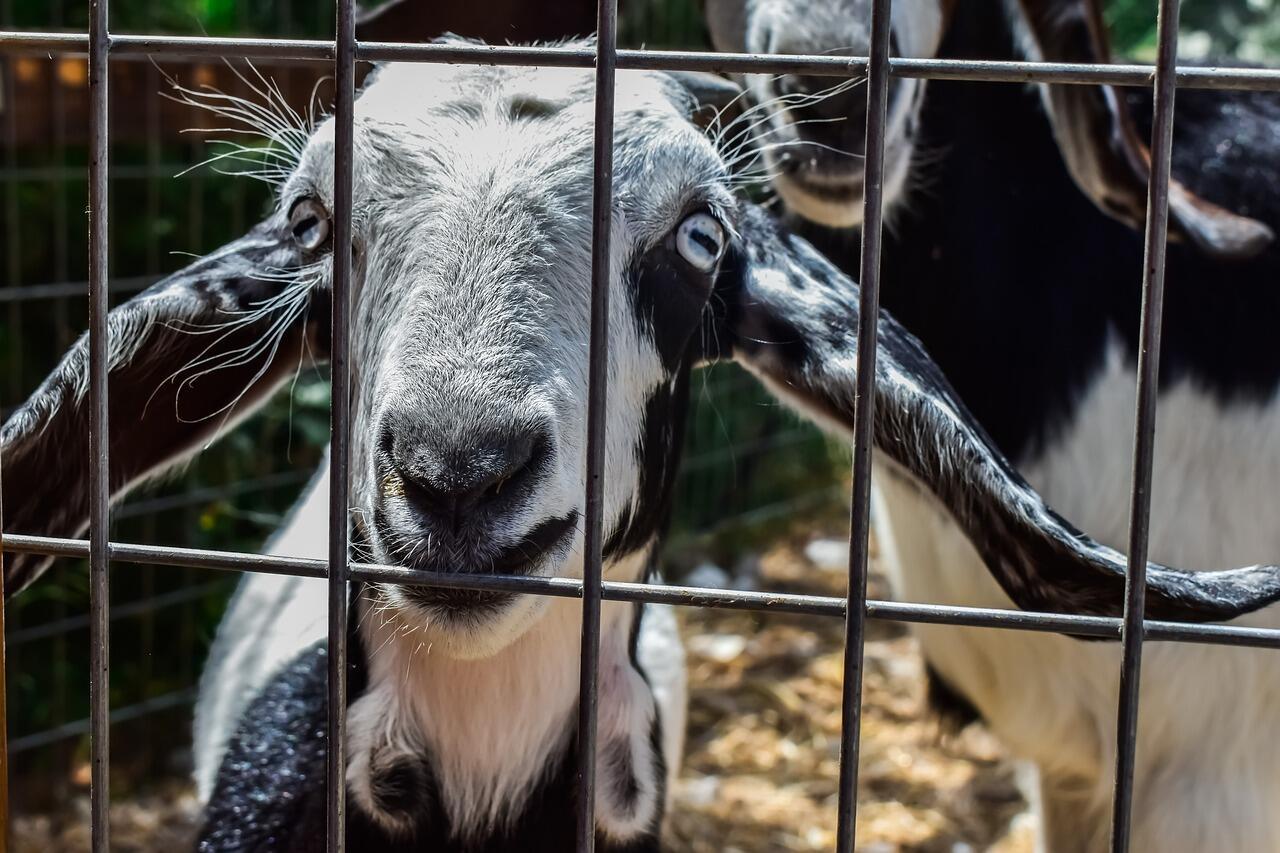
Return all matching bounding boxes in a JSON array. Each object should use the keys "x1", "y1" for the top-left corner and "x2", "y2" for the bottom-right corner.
[{"x1": 1, "y1": 0, "x2": 1276, "y2": 808}]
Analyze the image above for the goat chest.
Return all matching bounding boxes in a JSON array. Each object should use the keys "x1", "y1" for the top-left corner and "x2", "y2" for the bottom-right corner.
[{"x1": 195, "y1": 635, "x2": 667, "y2": 853}]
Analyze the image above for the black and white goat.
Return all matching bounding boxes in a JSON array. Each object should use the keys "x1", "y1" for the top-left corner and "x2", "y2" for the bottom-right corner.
[
  {"x1": 4, "y1": 44, "x2": 1280, "y2": 851},
  {"x1": 707, "y1": 0, "x2": 1280, "y2": 849}
]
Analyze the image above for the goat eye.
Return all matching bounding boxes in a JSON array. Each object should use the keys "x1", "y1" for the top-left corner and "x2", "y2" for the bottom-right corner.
[
  {"x1": 289, "y1": 198, "x2": 331, "y2": 251},
  {"x1": 675, "y1": 212, "x2": 725, "y2": 273}
]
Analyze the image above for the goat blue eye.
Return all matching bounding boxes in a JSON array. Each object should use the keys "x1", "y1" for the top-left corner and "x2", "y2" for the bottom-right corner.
[{"x1": 675, "y1": 212, "x2": 725, "y2": 273}]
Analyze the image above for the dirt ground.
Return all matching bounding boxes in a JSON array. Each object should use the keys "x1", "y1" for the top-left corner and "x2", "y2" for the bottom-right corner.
[
  {"x1": 13, "y1": 538, "x2": 1035, "y2": 852},
  {"x1": 665, "y1": 539, "x2": 1034, "y2": 852}
]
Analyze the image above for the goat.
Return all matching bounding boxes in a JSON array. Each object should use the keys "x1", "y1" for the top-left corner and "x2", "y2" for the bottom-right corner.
[
  {"x1": 706, "y1": 0, "x2": 1280, "y2": 849},
  {"x1": 4, "y1": 41, "x2": 1280, "y2": 851}
]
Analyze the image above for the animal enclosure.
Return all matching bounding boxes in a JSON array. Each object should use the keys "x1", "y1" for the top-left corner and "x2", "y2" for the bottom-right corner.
[
  {"x1": 0, "y1": 0, "x2": 844, "y2": 798},
  {"x1": 2, "y1": 0, "x2": 1280, "y2": 851}
]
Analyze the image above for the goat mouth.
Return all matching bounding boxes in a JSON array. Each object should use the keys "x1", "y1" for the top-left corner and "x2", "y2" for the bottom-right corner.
[
  {"x1": 388, "y1": 512, "x2": 580, "y2": 614},
  {"x1": 769, "y1": 145, "x2": 865, "y2": 201},
  {"x1": 769, "y1": 142, "x2": 910, "y2": 229},
  {"x1": 770, "y1": 137, "x2": 908, "y2": 198},
  {"x1": 781, "y1": 168, "x2": 864, "y2": 201}
]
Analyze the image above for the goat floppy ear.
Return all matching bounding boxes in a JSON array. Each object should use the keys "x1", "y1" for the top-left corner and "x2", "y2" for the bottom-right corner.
[
  {"x1": 1012, "y1": 0, "x2": 1273, "y2": 258},
  {"x1": 719, "y1": 201, "x2": 1280, "y2": 623},
  {"x1": 1, "y1": 213, "x2": 328, "y2": 598}
]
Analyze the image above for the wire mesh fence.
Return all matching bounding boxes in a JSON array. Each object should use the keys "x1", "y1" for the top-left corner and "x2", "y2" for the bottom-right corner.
[
  {"x1": 0, "y1": 0, "x2": 1278, "y2": 850},
  {"x1": 0, "y1": 0, "x2": 846, "y2": 800}
]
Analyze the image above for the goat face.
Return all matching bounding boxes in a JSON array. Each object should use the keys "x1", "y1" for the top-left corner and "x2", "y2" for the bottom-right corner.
[
  {"x1": 704, "y1": 0, "x2": 1271, "y2": 255},
  {"x1": 261, "y1": 63, "x2": 738, "y2": 657},
  {"x1": 705, "y1": 0, "x2": 944, "y2": 228}
]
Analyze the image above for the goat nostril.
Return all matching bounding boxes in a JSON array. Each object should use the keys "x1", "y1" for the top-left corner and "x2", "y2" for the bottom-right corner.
[
  {"x1": 483, "y1": 472, "x2": 511, "y2": 505},
  {"x1": 386, "y1": 427, "x2": 551, "y2": 535},
  {"x1": 482, "y1": 431, "x2": 544, "y2": 503},
  {"x1": 396, "y1": 467, "x2": 450, "y2": 519}
]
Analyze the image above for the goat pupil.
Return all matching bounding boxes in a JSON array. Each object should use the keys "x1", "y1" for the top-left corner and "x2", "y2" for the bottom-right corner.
[
  {"x1": 293, "y1": 217, "x2": 317, "y2": 241},
  {"x1": 691, "y1": 230, "x2": 717, "y2": 255}
]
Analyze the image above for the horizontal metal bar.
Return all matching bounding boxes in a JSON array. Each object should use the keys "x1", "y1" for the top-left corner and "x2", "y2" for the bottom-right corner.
[
  {"x1": 8, "y1": 580, "x2": 232, "y2": 646},
  {"x1": 0, "y1": 31, "x2": 335, "y2": 60},
  {"x1": 1, "y1": 32, "x2": 1278, "y2": 91},
  {"x1": 6, "y1": 532, "x2": 1280, "y2": 648},
  {"x1": 115, "y1": 469, "x2": 314, "y2": 519},
  {"x1": 0, "y1": 276, "x2": 151, "y2": 304},
  {"x1": 0, "y1": 166, "x2": 214, "y2": 183},
  {"x1": 10, "y1": 687, "x2": 197, "y2": 754}
]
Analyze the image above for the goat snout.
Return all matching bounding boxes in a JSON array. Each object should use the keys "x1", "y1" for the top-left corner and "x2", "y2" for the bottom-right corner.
[
  {"x1": 777, "y1": 73, "x2": 871, "y2": 158},
  {"x1": 767, "y1": 34, "x2": 903, "y2": 180},
  {"x1": 382, "y1": 423, "x2": 551, "y2": 536}
]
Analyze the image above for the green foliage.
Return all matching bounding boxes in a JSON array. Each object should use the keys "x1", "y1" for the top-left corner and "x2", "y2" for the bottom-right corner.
[
  {"x1": 620, "y1": 0, "x2": 708, "y2": 48},
  {"x1": 1107, "y1": 0, "x2": 1280, "y2": 61},
  {"x1": 10, "y1": 0, "x2": 330, "y2": 36}
]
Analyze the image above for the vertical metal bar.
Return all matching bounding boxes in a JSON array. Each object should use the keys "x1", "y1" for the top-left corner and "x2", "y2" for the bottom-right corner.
[
  {"x1": 87, "y1": 0, "x2": 111, "y2": 849},
  {"x1": 140, "y1": 47, "x2": 160, "y2": 703},
  {"x1": 51, "y1": 0, "x2": 73, "y2": 756},
  {"x1": 833, "y1": 0, "x2": 892, "y2": 849},
  {"x1": 575, "y1": 0, "x2": 618, "y2": 849},
  {"x1": 0, "y1": 449, "x2": 8, "y2": 853},
  {"x1": 327, "y1": 0, "x2": 356, "y2": 849},
  {"x1": 3, "y1": 53, "x2": 20, "y2": 406},
  {"x1": 1, "y1": 4, "x2": 22, "y2": 786},
  {"x1": 1108, "y1": 0, "x2": 1181, "y2": 849}
]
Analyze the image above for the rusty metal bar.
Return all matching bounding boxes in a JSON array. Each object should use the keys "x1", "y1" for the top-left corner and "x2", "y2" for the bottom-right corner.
[
  {"x1": 9, "y1": 687, "x2": 197, "y2": 755},
  {"x1": 1, "y1": 32, "x2": 1279, "y2": 91},
  {"x1": 86, "y1": 0, "x2": 112, "y2": 848},
  {"x1": 0, "y1": 454, "x2": 8, "y2": 853},
  {"x1": 1108, "y1": 0, "x2": 1183, "y2": 849},
  {"x1": 11, "y1": 532, "x2": 1280, "y2": 648},
  {"x1": 326, "y1": 0, "x2": 356, "y2": 849},
  {"x1": 833, "y1": 0, "x2": 892, "y2": 848},
  {"x1": 575, "y1": 0, "x2": 619, "y2": 848}
]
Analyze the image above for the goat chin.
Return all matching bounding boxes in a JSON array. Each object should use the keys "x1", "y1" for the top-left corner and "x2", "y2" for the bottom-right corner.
[
  {"x1": 771, "y1": 142, "x2": 912, "y2": 229},
  {"x1": 375, "y1": 585, "x2": 556, "y2": 662},
  {"x1": 774, "y1": 173, "x2": 867, "y2": 228}
]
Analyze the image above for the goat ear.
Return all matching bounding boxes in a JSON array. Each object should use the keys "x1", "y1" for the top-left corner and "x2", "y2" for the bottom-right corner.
[
  {"x1": 1, "y1": 214, "x2": 328, "y2": 598},
  {"x1": 1012, "y1": 0, "x2": 1273, "y2": 258},
  {"x1": 720, "y1": 201, "x2": 1280, "y2": 624}
]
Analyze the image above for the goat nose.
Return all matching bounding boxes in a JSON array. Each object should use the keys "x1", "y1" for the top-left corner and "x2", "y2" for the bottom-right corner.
[{"x1": 387, "y1": 428, "x2": 548, "y2": 534}]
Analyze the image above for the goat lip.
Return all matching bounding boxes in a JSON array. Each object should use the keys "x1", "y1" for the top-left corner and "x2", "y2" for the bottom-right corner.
[
  {"x1": 401, "y1": 585, "x2": 518, "y2": 617},
  {"x1": 381, "y1": 511, "x2": 580, "y2": 611},
  {"x1": 793, "y1": 165, "x2": 863, "y2": 189},
  {"x1": 781, "y1": 170, "x2": 864, "y2": 202}
]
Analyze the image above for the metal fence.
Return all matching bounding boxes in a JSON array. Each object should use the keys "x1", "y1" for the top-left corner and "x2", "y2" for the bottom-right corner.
[
  {"x1": 0, "y1": 0, "x2": 842, "y2": 784},
  {"x1": 2, "y1": 0, "x2": 1280, "y2": 852}
]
